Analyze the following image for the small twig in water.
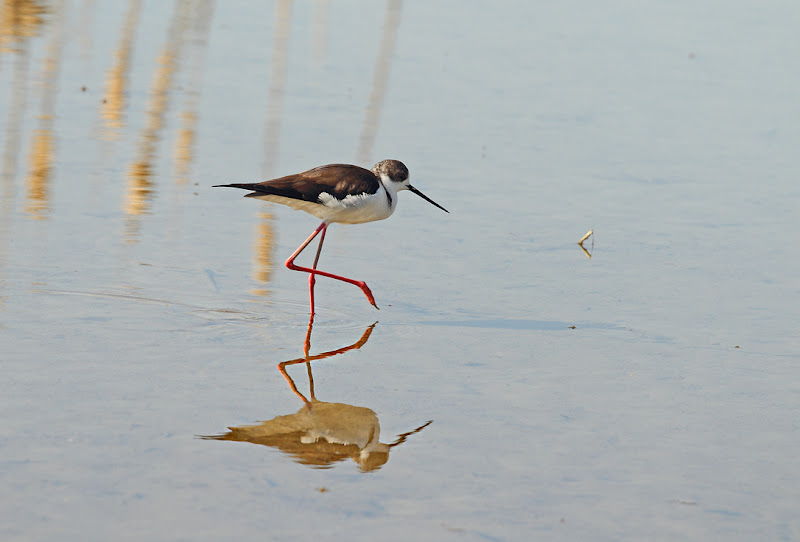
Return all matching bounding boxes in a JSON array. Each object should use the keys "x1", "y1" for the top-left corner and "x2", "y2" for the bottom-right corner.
[{"x1": 578, "y1": 229, "x2": 594, "y2": 259}]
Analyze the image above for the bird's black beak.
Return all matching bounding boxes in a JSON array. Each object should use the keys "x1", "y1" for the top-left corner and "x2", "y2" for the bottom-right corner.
[{"x1": 408, "y1": 185, "x2": 449, "y2": 213}]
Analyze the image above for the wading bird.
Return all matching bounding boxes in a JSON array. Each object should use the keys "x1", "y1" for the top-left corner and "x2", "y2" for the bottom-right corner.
[{"x1": 215, "y1": 159, "x2": 448, "y2": 315}]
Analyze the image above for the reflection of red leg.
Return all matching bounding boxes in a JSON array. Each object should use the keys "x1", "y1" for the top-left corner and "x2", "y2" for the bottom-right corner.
[
  {"x1": 279, "y1": 320, "x2": 377, "y2": 411},
  {"x1": 278, "y1": 361, "x2": 313, "y2": 410},
  {"x1": 285, "y1": 221, "x2": 378, "y2": 309},
  {"x1": 279, "y1": 317, "x2": 316, "y2": 410}
]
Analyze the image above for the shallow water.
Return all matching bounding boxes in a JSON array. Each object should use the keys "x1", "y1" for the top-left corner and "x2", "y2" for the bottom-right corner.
[{"x1": 2, "y1": 1, "x2": 799, "y2": 541}]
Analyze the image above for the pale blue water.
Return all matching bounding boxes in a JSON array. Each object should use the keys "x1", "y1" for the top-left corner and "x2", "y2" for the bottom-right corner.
[{"x1": 1, "y1": 1, "x2": 799, "y2": 540}]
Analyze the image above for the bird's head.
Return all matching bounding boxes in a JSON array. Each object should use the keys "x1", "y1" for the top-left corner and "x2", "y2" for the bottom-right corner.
[{"x1": 372, "y1": 159, "x2": 449, "y2": 213}]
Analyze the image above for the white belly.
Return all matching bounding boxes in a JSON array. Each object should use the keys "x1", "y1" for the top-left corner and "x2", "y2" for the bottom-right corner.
[{"x1": 252, "y1": 188, "x2": 395, "y2": 224}]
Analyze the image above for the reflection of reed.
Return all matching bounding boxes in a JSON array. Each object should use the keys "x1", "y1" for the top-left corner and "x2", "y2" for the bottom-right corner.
[
  {"x1": 123, "y1": 0, "x2": 190, "y2": 242},
  {"x1": 0, "y1": 0, "x2": 47, "y2": 54},
  {"x1": 253, "y1": 0, "x2": 292, "y2": 294},
  {"x1": 24, "y1": 0, "x2": 64, "y2": 220},
  {"x1": 24, "y1": 128, "x2": 53, "y2": 218},
  {"x1": 262, "y1": 0, "x2": 291, "y2": 178},
  {"x1": 0, "y1": 1, "x2": 43, "y2": 284},
  {"x1": 101, "y1": 0, "x2": 141, "y2": 140},
  {"x1": 202, "y1": 321, "x2": 432, "y2": 472},
  {"x1": 1, "y1": 46, "x2": 29, "y2": 199},
  {"x1": 356, "y1": 0, "x2": 403, "y2": 165},
  {"x1": 173, "y1": 0, "x2": 214, "y2": 184},
  {"x1": 173, "y1": 111, "x2": 195, "y2": 183},
  {"x1": 250, "y1": 210, "x2": 275, "y2": 296}
]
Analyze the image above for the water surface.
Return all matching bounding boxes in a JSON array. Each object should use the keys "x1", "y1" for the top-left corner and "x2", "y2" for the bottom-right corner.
[{"x1": 1, "y1": 1, "x2": 799, "y2": 541}]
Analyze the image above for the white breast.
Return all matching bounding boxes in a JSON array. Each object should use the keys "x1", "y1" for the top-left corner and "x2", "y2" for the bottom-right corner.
[
  {"x1": 253, "y1": 183, "x2": 396, "y2": 224},
  {"x1": 317, "y1": 189, "x2": 395, "y2": 224}
]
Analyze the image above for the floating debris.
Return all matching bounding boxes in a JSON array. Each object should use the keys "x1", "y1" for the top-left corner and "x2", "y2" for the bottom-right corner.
[{"x1": 578, "y1": 229, "x2": 594, "y2": 259}]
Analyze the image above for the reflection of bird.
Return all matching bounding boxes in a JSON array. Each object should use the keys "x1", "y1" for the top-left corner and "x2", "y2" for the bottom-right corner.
[
  {"x1": 201, "y1": 321, "x2": 432, "y2": 471},
  {"x1": 203, "y1": 402, "x2": 431, "y2": 472},
  {"x1": 215, "y1": 160, "x2": 448, "y2": 314}
]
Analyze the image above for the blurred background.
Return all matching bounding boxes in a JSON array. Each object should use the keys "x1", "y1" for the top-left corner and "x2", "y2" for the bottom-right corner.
[{"x1": 1, "y1": 1, "x2": 799, "y2": 540}]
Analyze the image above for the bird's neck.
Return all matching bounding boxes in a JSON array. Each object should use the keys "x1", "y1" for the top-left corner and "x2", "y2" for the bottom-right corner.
[{"x1": 378, "y1": 175, "x2": 399, "y2": 212}]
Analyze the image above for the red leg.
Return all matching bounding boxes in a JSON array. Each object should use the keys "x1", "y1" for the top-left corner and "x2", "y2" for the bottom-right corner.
[
  {"x1": 285, "y1": 221, "x2": 379, "y2": 309},
  {"x1": 307, "y1": 223, "x2": 328, "y2": 316}
]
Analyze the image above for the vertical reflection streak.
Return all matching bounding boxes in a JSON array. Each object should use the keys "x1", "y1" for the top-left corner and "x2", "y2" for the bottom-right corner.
[
  {"x1": 122, "y1": 0, "x2": 189, "y2": 243},
  {"x1": 262, "y1": 0, "x2": 291, "y2": 179},
  {"x1": 253, "y1": 0, "x2": 292, "y2": 295},
  {"x1": 24, "y1": 0, "x2": 65, "y2": 220},
  {"x1": 172, "y1": 0, "x2": 214, "y2": 185},
  {"x1": 1, "y1": 42, "x2": 30, "y2": 202},
  {"x1": 1, "y1": 0, "x2": 48, "y2": 306},
  {"x1": 2, "y1": 0, "x2": 49, "y2": 192},
  {"x1": 0, "y1": 0, "x2": 47, "y2": 55},
  {"x1": 101, "y1": 0, "x2": 141, "y2": 141},
  {"x1": 356, "y1": 0, "x2": 402, "y2": 165}
]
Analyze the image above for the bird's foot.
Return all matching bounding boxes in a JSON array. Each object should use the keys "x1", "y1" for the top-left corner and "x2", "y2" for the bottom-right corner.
[{"x1": 358, "y1": 282, "x2": 379, "y2": 310}]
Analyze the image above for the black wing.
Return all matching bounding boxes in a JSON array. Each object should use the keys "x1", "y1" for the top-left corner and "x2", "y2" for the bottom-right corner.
[{"x1": 214, "y1": 164, "x2": 380, "y2": 202}]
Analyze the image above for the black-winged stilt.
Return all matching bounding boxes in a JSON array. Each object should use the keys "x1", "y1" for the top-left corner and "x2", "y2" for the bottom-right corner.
[{"x1": 215, "y1": 159, "x2": 448, "y2": 314}]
